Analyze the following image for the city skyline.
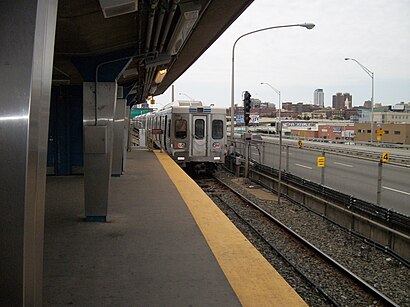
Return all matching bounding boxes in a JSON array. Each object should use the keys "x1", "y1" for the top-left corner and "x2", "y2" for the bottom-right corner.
[{"x1": 151, "y1": 0, "x2": 410, "y2": 109}]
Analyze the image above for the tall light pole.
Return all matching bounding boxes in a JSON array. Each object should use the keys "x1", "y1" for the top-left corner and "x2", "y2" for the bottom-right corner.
[
  {"x1": 261, "y1": 82, "x2": 283, "y2": 204},
  {"x1": 179, "y1": 92, "x2": 194, "y2": 101},
  {"x1": 260, "y1": 82, "x2": 281, "y2": 119},
  {"x1": 230, "y1": 23, "x2": 315, "y2": 139},
  {"x1": 345, "y1": 58, "x2": 374, "y2": 143}
]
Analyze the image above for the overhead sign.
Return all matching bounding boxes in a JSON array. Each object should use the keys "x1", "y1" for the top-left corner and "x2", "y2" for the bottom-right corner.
[
  {"x1": 130, "y1": 108, "x2": 152, "y2": 118},
  {"x1": 382, "y1": 152, "x2": 390, "y2": 163},
  {"x1": 235, "y1": 115, "x2": 244, "y2": 124},
  {"x1": 297, "y1": 140, "x2": 303, "y2": 148},
  {"x1": 285, "y1": 122, "x2": 317, "y2": 127},
  {"x1": 317, "y1": 156, "x2": 326, "y2": 168},
  {"x1": 250, "y1": 114, "x2": 260, "y2": 124}
]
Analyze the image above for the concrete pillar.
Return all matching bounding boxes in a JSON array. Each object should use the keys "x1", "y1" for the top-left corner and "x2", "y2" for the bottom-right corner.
[
  {"x1": 83, "y1": 82, "x2": 117, "y2": 221},
  {"x1": 0, "y1": 1, "x2": 58, "y2": 305},
  {"x1": 123, "y1": 106, "x2": 130, "y2": 171},
  {"x1": 112, "y1": 98, "x2": 126, "y2": 176}
]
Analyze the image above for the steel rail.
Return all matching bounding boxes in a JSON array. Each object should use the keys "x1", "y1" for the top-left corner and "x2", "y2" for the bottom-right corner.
[
  {"x1": 197, "y1": 179, "x2": 339, "y2": 306},
  {"x1": 248, "y1": 167, "x2": 410, "y2": 266},
  {"x1": 211, "y1": 177, "x2": 400, "y2": 307}
]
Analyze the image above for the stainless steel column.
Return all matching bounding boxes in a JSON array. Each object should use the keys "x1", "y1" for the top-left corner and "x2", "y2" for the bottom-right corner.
[
  {"x1": 0, "y1": 1, "x2": 58, "y2": 305},
  {"x1": 83, "y1": 82, "x2": 117, "y2": 220},
  {"x1": 112, "y1": 98, "x2": 126, "y2": 176},
  {"x1": 122, "y1": 106, "x2": 130, "y2": 171}
]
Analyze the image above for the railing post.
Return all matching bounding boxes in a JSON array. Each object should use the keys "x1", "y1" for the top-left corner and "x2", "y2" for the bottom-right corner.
[
  {"x1": 278, "y1": 123, "x2": 283, "y2": 205},
  {"x1": 243, "y1": 133, "x2": 251, "y2": 178},
  {"x1": 377, "y1": 160, "x2": 383, "y2": 205},
  {"x1": 286, "y1": 144, "x2": 290, "y2": 171},
  {"x1": 321, "y1": 151, "x2": 325, "y2": 185}
]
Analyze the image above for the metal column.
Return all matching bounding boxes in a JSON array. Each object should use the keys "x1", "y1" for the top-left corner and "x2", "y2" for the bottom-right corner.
[
  {"x1": 83, "y1": 82, "x2": 117, "y2": 221},
  {"x1": 0, "y1": 0, "x2": 58, "y2": 305},
  {"x1": 123, "y1": 106, "x2": 130, "y2": 171},
  {"x1": 112, "y1": 98, "x2": 126, "y2": 176}
]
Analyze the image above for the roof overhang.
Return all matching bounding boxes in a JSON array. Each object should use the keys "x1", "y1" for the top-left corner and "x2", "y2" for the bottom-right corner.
[{"x1": 53, "y1": 0, "x2": 254, "y2": 105}]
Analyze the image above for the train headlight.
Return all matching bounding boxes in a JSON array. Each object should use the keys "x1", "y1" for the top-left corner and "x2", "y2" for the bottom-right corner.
[
  {"x1": 212, "y1": 142, "x2": 221, "y2": 149},
  {"x1": 177, "y1": 142, "x2": 186, "y2": 148}
]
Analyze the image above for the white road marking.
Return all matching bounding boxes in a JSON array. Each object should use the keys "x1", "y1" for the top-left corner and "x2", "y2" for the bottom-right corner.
[
  {"x1": 295, "y1": 163, "x2": 312, "y2": 170},
  {"x1": 383, "y1": 186, "x2": 410, "y2": 196},
  {"x1": 334, "y1": 162, "x2": 353, "y2": 168}
]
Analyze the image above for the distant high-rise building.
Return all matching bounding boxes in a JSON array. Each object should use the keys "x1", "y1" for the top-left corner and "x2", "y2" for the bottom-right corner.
[
  {"x1": 314, "y1": 89, "x2": 324, "y2": 108},
  {"x1": 332, "y1": 93, "x2": 343, "y2": 109},
  {"x1": 332, "y1": 92, "x2": 352, "y2": 110},
  {"x1": 344, "y1": 93, "x2": 352, "y2": 109},
  {"x1": 250, "y1": 98, "x2": 262, "y2": 108}
]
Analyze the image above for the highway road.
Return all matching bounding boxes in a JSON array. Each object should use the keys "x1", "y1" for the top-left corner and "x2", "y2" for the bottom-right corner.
[{"x1": 249, "y1": 142, "x2": 410, "y2": 216}]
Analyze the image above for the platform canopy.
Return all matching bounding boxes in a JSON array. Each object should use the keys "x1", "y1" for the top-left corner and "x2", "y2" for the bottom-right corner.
[{"x1": 53, "y1": 0, "x2": 253, "y2": 105}]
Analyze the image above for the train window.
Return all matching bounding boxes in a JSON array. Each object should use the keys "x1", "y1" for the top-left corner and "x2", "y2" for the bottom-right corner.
[
  {"x1": 175, "y1": 119, "x2": 187, "y2": 138},
  {"x1": 195, "y1": 119, "x2": 205, "y2": 139},
  {"x1": 212, "y1": 120, "x2": 223, "y2": 139}
]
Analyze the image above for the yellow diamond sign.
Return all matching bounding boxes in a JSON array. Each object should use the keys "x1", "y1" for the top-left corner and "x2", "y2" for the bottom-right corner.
[{"x1": 382, "y1": 152, "x2": 390, "y2": 163}]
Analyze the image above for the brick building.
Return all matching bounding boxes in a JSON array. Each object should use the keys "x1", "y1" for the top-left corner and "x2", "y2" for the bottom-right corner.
[
  {"x1": 354, "y1": 123, "x2": 410, "y2": 144},
  {"x1": 282, "y1": 102, "x2": 320, "y2": 115},
  {"x1": 288, "y1": 122, "x2": 355, "y2": 141}
]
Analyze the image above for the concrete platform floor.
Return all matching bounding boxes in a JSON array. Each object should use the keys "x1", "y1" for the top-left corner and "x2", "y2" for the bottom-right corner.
[{"x1": 43, "y1": 150, "x2": 240, "y2": 306}]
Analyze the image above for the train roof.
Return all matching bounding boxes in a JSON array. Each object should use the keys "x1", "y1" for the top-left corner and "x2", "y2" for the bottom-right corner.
[{"x1": 153, "y1": 100, "x2": 225, "y2": 113}]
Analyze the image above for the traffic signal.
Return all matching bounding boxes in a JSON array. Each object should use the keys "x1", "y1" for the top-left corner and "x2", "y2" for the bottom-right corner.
[{"x1": 243, "y1": 91, "x2": 252, "y2": 126}]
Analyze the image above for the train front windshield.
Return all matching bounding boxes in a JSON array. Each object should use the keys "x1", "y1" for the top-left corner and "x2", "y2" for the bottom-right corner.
[
  {"x1": 212, "y1": 120, "x2": 223, "y2": 139},
  {"x1": 175, "y1": 119, "x2": 187, "y2": 138}
]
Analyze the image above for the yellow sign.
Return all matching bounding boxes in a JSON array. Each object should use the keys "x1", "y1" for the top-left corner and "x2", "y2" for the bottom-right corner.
[
  {"x1": 317, "y1": 156, "x2": 326, "y2": 168},
  {"x1": 298, "y1": 140, "x2": 303, "y2": 148},
  {"x1": 377, "y1": 129, "x2": 385, "y2": 135},
  {"x1": 382, "y1": 152, "x2": 390, "y2": 163},
  {"x1": 377, "y1": 135, "x2": 382, "y2": 141}
]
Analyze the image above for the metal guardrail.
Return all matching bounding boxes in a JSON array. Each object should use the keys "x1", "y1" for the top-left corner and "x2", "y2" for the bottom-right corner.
[
  {"x1": 355, "y1": 141, "x2": 410, "y2": 150},
  {"x1": 226, "y1": 155, "x2": 410, "y2": 234},
  {"x1": 253, "y1": 131, "x2": 410, "y2": 151},
  {"x1": 258, "y1": 136, "x2": 410, "y2": 165}
]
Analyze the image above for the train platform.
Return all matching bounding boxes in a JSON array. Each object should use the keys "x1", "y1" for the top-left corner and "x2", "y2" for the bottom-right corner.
[{"x1": 43, "y1": 149, "x2": 306, "y2": 306}]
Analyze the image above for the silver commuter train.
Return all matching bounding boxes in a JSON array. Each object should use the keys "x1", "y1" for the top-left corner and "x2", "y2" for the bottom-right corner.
[{"x1": 137, "y1": 101, "x2": 226, "y2": 172}]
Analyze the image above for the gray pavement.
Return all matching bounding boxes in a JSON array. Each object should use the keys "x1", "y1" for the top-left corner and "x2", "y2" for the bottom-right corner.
[
  {"x1": 43, "y1": 150, "x2": 240, "y2": 306},
  {"x1": 250, "y1": 143, "x2": 410, "y2": 216}
]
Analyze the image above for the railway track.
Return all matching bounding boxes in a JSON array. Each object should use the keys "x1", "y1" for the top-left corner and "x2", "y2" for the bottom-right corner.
[{"x1": 196, "y1": 177, "x2": 403, "y2": 307}]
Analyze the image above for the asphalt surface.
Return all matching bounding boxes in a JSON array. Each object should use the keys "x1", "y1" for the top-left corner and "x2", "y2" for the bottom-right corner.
[{"x1": 250, "y1": 143, "x2": 410, "y2": 216}]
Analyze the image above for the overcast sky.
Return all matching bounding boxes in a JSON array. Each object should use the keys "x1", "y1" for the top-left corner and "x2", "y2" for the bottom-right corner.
[{"x1": 153, "y1": 0, "x2": 410, "y2": 109}]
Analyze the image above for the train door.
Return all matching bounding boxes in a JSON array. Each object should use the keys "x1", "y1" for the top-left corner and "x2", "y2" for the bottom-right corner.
[
  {"x1": 192, "y1": 115, "x2": 207, "y2": 156},
  {"x1": 166, "y1": 117, "x2": 171, "y2": 151},
  {"x1": 163, "y1": 115, "x2": 167, "y2": 151}
]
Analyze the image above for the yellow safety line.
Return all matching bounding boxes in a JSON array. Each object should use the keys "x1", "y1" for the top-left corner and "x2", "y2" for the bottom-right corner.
[{"x1": 154, "y1": 151, "x2": 307, "y2": 307}]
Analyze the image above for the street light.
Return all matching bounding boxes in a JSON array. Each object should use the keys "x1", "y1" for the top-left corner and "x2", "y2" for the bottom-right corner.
[
  {"x1": 261, "y1": 82, "x2": 283, "y2": 204},
  {"x1": 260, "y1": 82, "x2": 281, "y2": 119},
  {"x1": 179, "y1": 92, "x2": 194, "y2": 101},
  {"x1": 230, "y1": 23, "x2": 315, "y2": 139},
  {"x1": 345, "y1": 57, "x2": 374, "y2": 143}
]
